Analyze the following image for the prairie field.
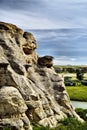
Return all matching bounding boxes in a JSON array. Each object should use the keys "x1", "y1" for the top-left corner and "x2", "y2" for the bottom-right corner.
[
  {"x1": 54, "y1": 65, "x2": 87, "y2": 101},
  {"x1": 66, "y1": 86, "x2": 87, "y2": 101}
]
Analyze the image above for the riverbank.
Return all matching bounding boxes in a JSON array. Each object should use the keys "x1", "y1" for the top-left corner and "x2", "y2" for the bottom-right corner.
[{"x1": 66, "y1": 86, "x2": 87, "y2": 101}]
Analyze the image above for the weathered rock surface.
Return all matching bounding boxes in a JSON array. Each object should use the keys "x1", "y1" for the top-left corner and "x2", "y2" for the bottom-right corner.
[
  {"x1": 38, "y1": 56, "x2": 54, "y2": 68},
  {"x1": 0, "y1": 22, "x2": 83, "y2": 130},
  {"x1": 0, "y1": 86, "x2": 32, "y2": 130}
]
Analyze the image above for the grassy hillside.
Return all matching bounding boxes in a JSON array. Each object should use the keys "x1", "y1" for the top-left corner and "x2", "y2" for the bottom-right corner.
[{"x1": 66, "y1": 86, "x2": 87, "y2": 101}]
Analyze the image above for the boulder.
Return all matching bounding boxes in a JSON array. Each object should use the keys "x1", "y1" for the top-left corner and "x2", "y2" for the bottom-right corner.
[{"x1": 38, "y1": 55, "x2": 54, "y2": 68}]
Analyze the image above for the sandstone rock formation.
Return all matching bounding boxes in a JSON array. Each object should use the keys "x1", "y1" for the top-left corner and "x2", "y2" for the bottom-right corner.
[
  {"x1": 38, "y1": 56, "x2": 54, "y2": 68},
  {"x1": 0, "y1": 22, "x2": 83, "y2": 130}
]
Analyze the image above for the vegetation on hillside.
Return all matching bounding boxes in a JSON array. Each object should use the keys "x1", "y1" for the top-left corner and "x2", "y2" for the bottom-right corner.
[
  {"x1": 33, "y1": 108, "x2": 87, "y2": 130},
  {"x1": 54, "y1": 65, "x2": 87, "y2": 73},
  {"x1": 33, "y1": 117, "x2": 87, "y2": 130},
  {"x1": 2, "y1": 112, "x2": 87, "y2": 130},
  {"x1": 75, "y1": 108, "x2": 87, "y2": 121}
]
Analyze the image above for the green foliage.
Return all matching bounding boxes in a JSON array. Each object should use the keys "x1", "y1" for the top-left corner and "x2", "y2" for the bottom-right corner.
[
  {"x1": 64, "y1": 76, "x2": 72, "y2": 81},
  {"x1": 3, "y1": 117, "x2": 87, "y2": 130},
  {"x1": 81, "y1": 80, "x2": 87, "y2": 86},
  {"x1": 75, "y1": 108, "x2": 87, "y2": 121},
  {"x1": 65, "y1": 80, "x2": 76, "y2": 86},
  {"x1": 64, "y1": 76, "x2": 78, "y2": 86},
  {"x1": 33, "y1": 125, "x2": 51, "y2": 130},
  {"x1": 61, "y1": 117, "x2": 81, "y2": 130},
  {"x1": 76, "y1": 69, "x2": 84, "y2": 81},
  {"x1": 33, "y1": 117, "x2": 87, "y2": 130},
  {"x1": 60, "y1": 117, "x2": 87, "y2": 130},
  {"x1": 54, "y1": 65, "x2": 87, "y2": 73}
]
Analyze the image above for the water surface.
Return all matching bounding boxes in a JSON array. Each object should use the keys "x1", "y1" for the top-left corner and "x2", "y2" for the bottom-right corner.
[{"x1": 71, "y1": 101, "x2": 87, "y2": 109}]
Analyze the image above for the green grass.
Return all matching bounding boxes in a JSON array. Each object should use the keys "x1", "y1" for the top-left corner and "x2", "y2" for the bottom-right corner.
[{"x1": 66, "y1": 86, "x2": 87, "y2": 101}]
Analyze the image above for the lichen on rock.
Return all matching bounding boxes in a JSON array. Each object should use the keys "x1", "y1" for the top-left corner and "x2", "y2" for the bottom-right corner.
[{"x1": 0, "y1": 22, "x2": 84, "y2": 130}]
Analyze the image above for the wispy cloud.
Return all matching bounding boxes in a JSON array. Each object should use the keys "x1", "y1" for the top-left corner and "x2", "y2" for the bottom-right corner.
[
  {"x1": 54, "y1": 56, "x2": 77, "y2": 65},
  {"x1": 0, "y1": 0, "x2": 87, "y2": 65},
  {"x1": 0, "y1": 0, "x2": 87, "y2": 29},
  {"x1": 0, "y1": 9, "x2": 57, "y2": 29},
  {"x1": 30, "y1": 29, "x2": 87, "y2": 65},
  {"x1": 54, "y1": 56, "x2": 87, "y2": 65}
]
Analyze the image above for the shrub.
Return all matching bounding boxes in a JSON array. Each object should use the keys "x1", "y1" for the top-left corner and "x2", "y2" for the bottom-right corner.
[
  {"x1": 65, "y1": 81, "x2": 76, "y2": 86},
  {"x1": 33, "y1": 117, "x2": 87, "y2": 130},
  {"x1": 64, "y1": 76, "x2": 72, "y2": 81},
  {"x1": 65, "y1": 80, "x2": 76, "y2": 86},
  {"x1": 81, "y1": 80, "x2": 87, "y2": 86},
  {"x1": 57, "y1": 117, "x2": 87, "y2": 130},
  {"x1": 76, "y1": 69, "x2": 84, "y2": 81},
  {"x1": 64, "y1": 76, "x2": 77, "y2": 86},
  {"x1": 60, "y1": 117, "x2": 87, "y2": 130},
  {"x1": 62, "y1": 117, "x2": 81, "y2": 126},
  {"x1": 33, "y1": 125, "x2": 51, "y2": 130},
  {"x1": 75, "y1": 108, "x2": 87, "y2": 121}
]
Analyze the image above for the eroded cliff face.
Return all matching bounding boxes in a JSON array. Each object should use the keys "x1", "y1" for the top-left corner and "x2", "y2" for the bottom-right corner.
[{"x1": 0, "y1": 22, "x2": 83, "y2": 130}]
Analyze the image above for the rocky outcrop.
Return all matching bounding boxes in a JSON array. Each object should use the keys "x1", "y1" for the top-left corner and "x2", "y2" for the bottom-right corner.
[
  {"x1": 0, "y1": 22, "x2": 83, "y2": 130},
  {"x1": 38, "y1": 56, "x2": 54, "y2": 68},
  {"x1": 0, "y1": 86, "x2": 32, "y2": 130}
]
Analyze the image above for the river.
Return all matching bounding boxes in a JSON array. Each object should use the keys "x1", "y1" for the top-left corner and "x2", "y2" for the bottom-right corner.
[{"x1": 71, "y1": 101, "x2": 87, "y2": 109}]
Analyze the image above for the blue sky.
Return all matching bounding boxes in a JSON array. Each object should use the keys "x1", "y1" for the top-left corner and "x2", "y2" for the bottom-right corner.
[
  {"x1": 0, "y1": 0, "x2": 87, "y2": 65},
  {"x1": 0, "y1": 0, "x2": 87, "y2": 29},
  {"x1": 30, "y1": 29, "x2": 87, "y2": 65}
]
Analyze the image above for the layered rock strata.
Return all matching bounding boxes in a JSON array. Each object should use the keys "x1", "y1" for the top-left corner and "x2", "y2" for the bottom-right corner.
[{"x1": 0, "y1": 22, "x2": 83, "y2": 130}]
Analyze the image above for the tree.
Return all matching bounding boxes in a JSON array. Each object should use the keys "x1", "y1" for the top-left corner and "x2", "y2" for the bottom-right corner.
[{"x1": 76, "y1": 69, "x2": 84, "y2": 81}]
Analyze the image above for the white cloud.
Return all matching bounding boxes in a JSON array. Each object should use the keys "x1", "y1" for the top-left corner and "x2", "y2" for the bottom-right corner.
[
  {"x1": 0, "y1": 9, "x2": 58, "y2": 29},
  {"x1": 0, "y1": 0, "x2": 87, "y2": 29},
  {"x1": 55, "y1": 56, "x2": 76, "y2": 61},
  {"x1": 54, "y1": 56, "x2": 87, "y2": 65},
  {"x1": 0, "y1": 0, "x2": 87, "y2": 66},
  {"x1": 54, "y1": 56, "x2": 77, "y2": 65}
]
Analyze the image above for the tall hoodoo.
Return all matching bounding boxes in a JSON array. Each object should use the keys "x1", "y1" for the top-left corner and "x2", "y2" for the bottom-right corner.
[{"x1": 0, "y1": 22, "x2": 83, "y2": 130}]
